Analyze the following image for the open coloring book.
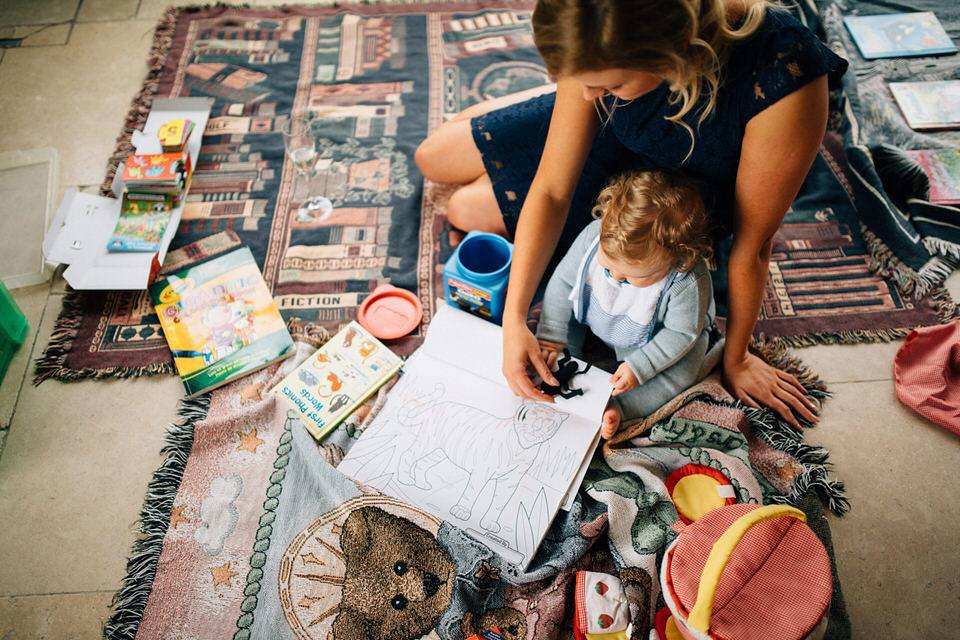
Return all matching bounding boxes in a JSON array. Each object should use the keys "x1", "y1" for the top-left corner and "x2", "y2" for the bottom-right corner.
[{"x1": 337, "y1": 305, "x2": 612, "y2": 569}]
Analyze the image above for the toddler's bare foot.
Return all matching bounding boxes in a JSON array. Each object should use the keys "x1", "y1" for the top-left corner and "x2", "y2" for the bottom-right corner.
[{"x1": 601, "y1": 406, "x2": 621, "y2": 439}]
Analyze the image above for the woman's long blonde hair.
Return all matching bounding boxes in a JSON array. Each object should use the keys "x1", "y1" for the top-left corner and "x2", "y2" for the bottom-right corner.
[{"x1": 532, "y1": 0, "x2": 770, "y2": 151}]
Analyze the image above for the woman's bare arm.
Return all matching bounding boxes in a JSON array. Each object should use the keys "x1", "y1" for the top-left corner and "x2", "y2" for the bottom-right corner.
[
  {"x1": 501, "y1": 76, "x2": 600, "y2": 400},
  {"x1": 723, "y1": 75, "x2": 829, "y2": 427}
]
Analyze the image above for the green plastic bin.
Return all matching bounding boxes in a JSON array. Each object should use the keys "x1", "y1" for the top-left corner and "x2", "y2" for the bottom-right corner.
[{"x1": 0, "y1": 281, "x2": 28, "y2": 383}]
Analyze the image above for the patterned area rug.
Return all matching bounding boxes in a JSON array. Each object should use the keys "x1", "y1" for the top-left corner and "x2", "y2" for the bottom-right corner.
[
  {"x1": 104, "y1": 336, "x2": 850, "y2": 640},
  {"x1": 34, "y1": 0, "x2": 959, "y2": 383}
]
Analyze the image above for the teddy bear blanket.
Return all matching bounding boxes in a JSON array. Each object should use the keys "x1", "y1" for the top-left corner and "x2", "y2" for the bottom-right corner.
[{"x1": 105, "y1": 335, "x2": 849, "y2": 640}]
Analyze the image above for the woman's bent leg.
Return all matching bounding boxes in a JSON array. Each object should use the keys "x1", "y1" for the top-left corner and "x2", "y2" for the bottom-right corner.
[
  {"x1": 415, "y1": 84, "x2": 556, "y2": 185},
  {"x1": 446, "y1": 174, "x2": 507, "y2": 236},
  {"x1": 415, "y1": 116, "x2": 485, "y2": 185}
]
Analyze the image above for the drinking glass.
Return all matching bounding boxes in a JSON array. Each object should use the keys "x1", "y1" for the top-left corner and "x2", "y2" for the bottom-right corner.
[{"x1": 281, "y1": 115, "x2": 332, "y2": 221}]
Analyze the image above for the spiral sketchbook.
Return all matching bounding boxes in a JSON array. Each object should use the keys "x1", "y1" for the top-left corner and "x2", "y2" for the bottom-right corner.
[{"x1": 338, "y1": 305, "x2": 611, "y2": 569}]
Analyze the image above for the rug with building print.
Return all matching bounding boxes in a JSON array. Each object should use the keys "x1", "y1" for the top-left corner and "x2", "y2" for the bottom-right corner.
[
  {"x1": 103, "y1": 333, "x2": 849, "y2": 640},
  {"x1": 34, "y1": 0, "x2": 959, "y2": 384}
]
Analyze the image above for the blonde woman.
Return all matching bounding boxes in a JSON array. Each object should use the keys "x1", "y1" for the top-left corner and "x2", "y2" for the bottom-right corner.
[{"x1": 415, "y1": 0, "x2": 847, "y2": 429}]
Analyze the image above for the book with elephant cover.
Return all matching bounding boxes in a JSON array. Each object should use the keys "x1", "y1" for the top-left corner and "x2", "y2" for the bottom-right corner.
[
  {"x1": 337, "y1": 305, "x2": 611, "y2": 569},
  {"x1": 272, "y1": 321, "x2": 404, "y2": 442}
]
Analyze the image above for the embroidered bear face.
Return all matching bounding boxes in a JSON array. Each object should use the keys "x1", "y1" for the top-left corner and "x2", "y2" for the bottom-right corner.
[
  {"x1": 333, "y1": 506, "x2": 456, "y2": 639},
  {"x1": 461, "y1": 606, "x2": 528, "y2": 640}
]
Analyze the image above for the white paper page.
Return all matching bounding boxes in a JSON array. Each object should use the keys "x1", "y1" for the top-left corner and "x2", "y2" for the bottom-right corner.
[
  {"x1": 338, "y1": 306, "x2": 612, "y2": 568},
  {"x1": 559, "y1": 429, "x2": 601, "y2": 512},
  {"x1": 422, "y1": 305, "x2": 612, "y2": 422}
]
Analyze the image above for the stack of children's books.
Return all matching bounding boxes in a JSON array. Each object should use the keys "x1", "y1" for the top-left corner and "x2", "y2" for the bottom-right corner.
[
  {"x1": 158, "y1": 118, "x2": 195, "y2": 152},
  {"x1": 107, "y1": 118, "x2": 197, "y2": 253}
]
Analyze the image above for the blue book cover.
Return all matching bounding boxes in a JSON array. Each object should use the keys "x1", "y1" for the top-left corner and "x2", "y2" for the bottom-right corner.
[{"x1": 843, "y1": 12, "x2": 957, "y2": 59}]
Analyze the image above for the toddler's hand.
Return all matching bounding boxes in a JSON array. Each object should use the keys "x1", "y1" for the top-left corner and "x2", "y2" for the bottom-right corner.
[
  {"x1": 610, "y1": 363, "x2": 638, "y2": 396},
  {"x1": 537, "y1": 339, "x2": 565, "y2": 369}
]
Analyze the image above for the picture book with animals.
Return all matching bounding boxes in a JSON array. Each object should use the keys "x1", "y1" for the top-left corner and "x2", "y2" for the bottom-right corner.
[
  {"x1": 106, "y1": 191, "x2": 173, "y2": 252},
  {"x1": 889, "y1": 80, "x2": 960, "y2": 130},
  {"x1": 149, "y1": 246, "x2": 294, "y2": 397},
  {"x1": 843, "y1": 12, "x2": 957, "y2": 59},
  {"x1": 120, "y1": 150, "x2": 193, "y2": 201},
  {"x1": 338, "y1": 305, "x2": 611, "y2": 570},
  {"x1": 273, "y1": 321, "x2": 404, "y2": 442},
  {"x1": 905, "y1": 148, "x2": 960, "y2": 204}
]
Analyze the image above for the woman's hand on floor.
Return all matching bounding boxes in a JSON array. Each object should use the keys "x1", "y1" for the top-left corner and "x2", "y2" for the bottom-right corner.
[{"x1": 722, "y1": 351, "x2": 819, "y2": 428}]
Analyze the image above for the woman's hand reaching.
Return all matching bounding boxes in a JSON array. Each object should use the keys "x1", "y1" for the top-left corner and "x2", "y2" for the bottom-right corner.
[
  {"x1": 502, "y1": 317, "x2": 558, "y2": 402},
  {"x1": 722, "y1": 350, "x2": 818, "y2": 429}
]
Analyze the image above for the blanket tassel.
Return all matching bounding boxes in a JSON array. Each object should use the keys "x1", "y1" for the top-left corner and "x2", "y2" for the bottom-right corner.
[{"x1": 103, "y1": 393, "x2": 208, "y2": 640}]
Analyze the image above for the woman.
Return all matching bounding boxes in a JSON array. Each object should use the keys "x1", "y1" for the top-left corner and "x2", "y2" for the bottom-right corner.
[{"x1": 415, "y1": 0, "x2": 847, "y2": 430}]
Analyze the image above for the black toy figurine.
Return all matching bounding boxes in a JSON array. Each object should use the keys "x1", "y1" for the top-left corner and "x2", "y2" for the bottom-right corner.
[{"x1": 539, "y1": 349, "x2": 592, "y2": 399}]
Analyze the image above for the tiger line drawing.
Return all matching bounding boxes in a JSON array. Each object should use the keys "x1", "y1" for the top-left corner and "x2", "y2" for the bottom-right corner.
[{"x1": 395, "y1": 384, "x2": 569, "y2": 533}]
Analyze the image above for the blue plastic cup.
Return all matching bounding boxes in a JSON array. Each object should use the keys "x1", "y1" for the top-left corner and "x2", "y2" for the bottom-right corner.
[{"x1": 456, "y1": 233, "x2": 512, "y2": 283}]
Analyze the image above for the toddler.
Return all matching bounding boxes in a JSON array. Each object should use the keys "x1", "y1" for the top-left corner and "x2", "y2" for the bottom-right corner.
[{"x1": 536, "y1": 169, "x2": 719, "y2": 438}]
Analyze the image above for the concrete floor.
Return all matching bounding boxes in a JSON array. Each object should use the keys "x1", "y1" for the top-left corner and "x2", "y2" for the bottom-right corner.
[{"x1": 0, "y1": 0, "x2": 958, "y2": 638}]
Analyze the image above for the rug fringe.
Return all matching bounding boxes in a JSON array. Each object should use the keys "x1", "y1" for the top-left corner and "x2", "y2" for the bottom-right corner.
[
  {"x1": 742, "y1": 403, "x2": 849, "y2": 516},
  {"x1": 769, "y1": 463, "x2": 851, "y2": 516},
  {"x1": 922, "y1": 236, "x2": 960, "y2": 263},
  {"x1": 763, "y1": 328, "x2": 912, "y2": 349},
  {"x1": 860, "y1": 223, "x2": 952, "y2": 298},
  {"x1": 100, "y1": 9, "x2": 191, "y2": 639},
  {"x1": 100, "y1": 5, "x2": 180, "y2": 196},
  {"x1": 740, "y1": 338, "x2": 849, "y2": 515},
  {"x1": 32, "y1": 288, "x2": 175, "y2": 384},
  {"x1": 32, "y1": 289, "x2": 86, "y2": 385},
  {"x1": 103, "y1": 393, "x2": 208, "y2": 640},
  {"x1": 35, "y1": 3, "x2": 180, "y2": 385}
]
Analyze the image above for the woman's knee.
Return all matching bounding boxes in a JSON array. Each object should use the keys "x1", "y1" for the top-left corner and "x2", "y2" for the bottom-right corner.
[
  {"x1": 414, "y1": 135, "x2": 445, "y2": 181},
  {"x1": 447, "y1": 180, "x2": 507, "y2": 235},
  {"x1": 415, "y1": 119, "x2": 483, "y2": 184}
]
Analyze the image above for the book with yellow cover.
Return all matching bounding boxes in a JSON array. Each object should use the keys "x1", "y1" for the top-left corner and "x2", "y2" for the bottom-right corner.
[
  {"x1": 272, "y1": 321, "x2": 403, "y2": 442},
  {"x1": 149, "y1": 246, "x2": 294, "y2": 396}
]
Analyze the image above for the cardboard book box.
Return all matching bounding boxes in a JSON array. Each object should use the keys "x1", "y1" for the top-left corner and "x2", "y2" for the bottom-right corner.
[{"x1": 42, "y1": 97, "x2": 213, "y2": 290}]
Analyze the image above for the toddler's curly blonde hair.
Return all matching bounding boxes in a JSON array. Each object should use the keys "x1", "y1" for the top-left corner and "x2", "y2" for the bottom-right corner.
[{"x1": 594, "y1": 170, "x2": 713, "y2": 273}]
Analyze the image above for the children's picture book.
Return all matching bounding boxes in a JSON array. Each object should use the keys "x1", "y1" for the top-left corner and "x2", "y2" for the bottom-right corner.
[
  {"x1": 120, "y1": 150, "x2": 193, "y2": 201},
  {"x1": 273, "y1": 321, "x2": 404, "y2": 442},
  {"x1": 106, "y1": 192, "x2": 173, "y2": 252},
  {"x1": 337, "y1": 305, "x2": 611, "y2": 570},
  {"x1": 843, "y1": 12, "x2": 957, "y2": 59},
  {"x1": 889, "y1": 80, "x2": 960, "y2": 130},
  {"x1": 158, "y1": 118, "x2": 194, "y2": 152},
  {"x1": 149, "y1": 246, "x2": 294, "y2": 397},
  {"x1": 905, "y1": 149, "x2": 960, "y2": 204}
]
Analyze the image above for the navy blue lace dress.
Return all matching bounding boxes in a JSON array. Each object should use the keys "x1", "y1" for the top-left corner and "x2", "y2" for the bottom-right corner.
[{"x1": 471, "y1": 8, "x2": 848, "y2": 254}]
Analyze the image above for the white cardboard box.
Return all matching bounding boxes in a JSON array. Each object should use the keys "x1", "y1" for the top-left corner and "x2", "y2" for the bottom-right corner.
[{"x1": 42, "y1": 97, "x2": 214, "y2": 290}]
